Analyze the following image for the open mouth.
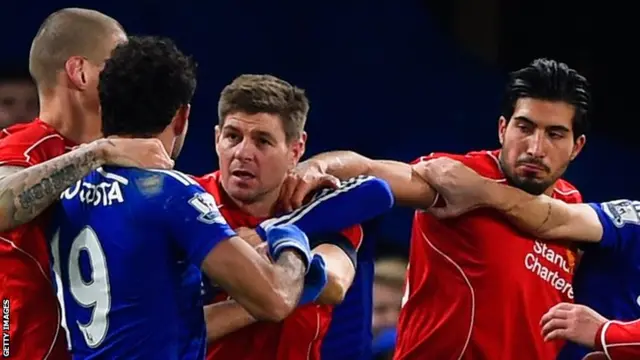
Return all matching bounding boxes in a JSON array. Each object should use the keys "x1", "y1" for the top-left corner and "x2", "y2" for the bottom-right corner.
[{"x1": 231, "y1": 169, "x2": 256, "y2": 180}]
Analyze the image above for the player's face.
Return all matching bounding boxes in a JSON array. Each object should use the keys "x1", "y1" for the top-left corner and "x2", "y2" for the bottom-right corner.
[
  {"x1": 216, "y1": 112, "x2": 305, "y2": 204},
  {"x1": 498, "y1": 98, "x2": 585, "y2": 195},
  {"x1": 66, "y1": 30, "x2": 127, "y2": 129},
  {"x1": 84, "y1": 31, "x2": 128, "y2": 112},
  {"x1": 170, "y1": 106, "x2": 190, "y2": 160},
  {"x1": 0, "y1": 81, "x2": 38, "y2": 128},
  {"x1": 373, "y1": 282, "x2": 403, "y2": 336}
]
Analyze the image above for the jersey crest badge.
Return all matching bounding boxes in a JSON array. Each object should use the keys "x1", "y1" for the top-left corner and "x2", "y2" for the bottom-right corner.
[
  {"x1": 188, "y1": 192, "x2": 227, "y2": 225},
  {"x1": 603, "y1": 200, "x2": 640, "y2": 227}
]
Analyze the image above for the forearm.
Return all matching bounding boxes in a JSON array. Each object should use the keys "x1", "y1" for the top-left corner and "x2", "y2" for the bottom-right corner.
[
  {"x1": 268, "y1": 251, "x2": 306, "y2": 313},
  {"x1": 486, "y1": 180, "x2": 601, "y2": 241},
  {"x1": 226, "y1": 250, "x2": 306, "y2": 322},
  {"x1": 0, "y1": 141, "x2": 108, "y2": 231},
  {"x1": 308, "y1": 151, "x2": 435, "y2": 209},
  {"x1": 204, "y1": 300, "x2": 256, "y2": 342},
  {"x1": 308, "y1": 151, "x2": 374, "y2": 180}
]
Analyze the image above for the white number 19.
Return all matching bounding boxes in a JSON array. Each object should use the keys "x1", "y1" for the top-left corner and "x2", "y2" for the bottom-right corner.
[{"x1": 52, "y1": 226, "x2": 112, "y2": 348}]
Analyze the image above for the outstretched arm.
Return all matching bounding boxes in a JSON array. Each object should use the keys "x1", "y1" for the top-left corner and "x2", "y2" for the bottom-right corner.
[
  {"x1": 288, "y1": 151, "x2": 437, "y2": 209},
  {"x1": 488, "y1": 182, "x2": 603, "y2": 242},
  {"x1": 415, "y1": 157, "x2": 604, "y2": 242},
  {"x1": 0, "y1": 138, "x2": 172, "y2": 232}
]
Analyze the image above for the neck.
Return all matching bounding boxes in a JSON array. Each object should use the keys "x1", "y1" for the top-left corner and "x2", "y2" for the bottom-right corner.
[
  {"x1": 224, "y1": 184, "x2": 282, "y2": 219},
  {"x1": 38, "y1": 88, "x2": 101, "y2": 144},
  {"x1": 543, "y1": 186, "x2": 555, "y2": 197}
]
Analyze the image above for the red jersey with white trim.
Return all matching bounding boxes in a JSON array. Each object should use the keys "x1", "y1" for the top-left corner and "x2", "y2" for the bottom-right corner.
[
  {"x1": 0, "y1": 119, "x2": 74, "y2": 360},
  {"x1": 593, "y1": 319, "x2": 640, "y2": 360},
  {"x1": 196, "y1": 172, "x2": 364, "y2": 360},
  {"x1": 394, "y1": 149, "x2": 581, "y2": 360}
]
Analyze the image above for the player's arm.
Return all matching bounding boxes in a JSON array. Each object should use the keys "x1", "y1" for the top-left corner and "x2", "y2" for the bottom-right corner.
[
  {"x1": 595, "y1": 319, "x2": 640, "y2": 359},
  {"x1": 312, "y1": 235, "x2": 358, "y2": 305},
  {"x1": 202, "y1": 231, "x2": 308, "y2": 322},
  {"x1": 483, "y1": 182, "x2": 604, "y2": 242},
  {"x1": 167, "y1": 186, "x2": 311, "y2": 322},
  {"x1": 0, "y1": 138, "x2": 171, "y2": 232},
  {"x1": 204, "y1": 300, "x2": 256, "y2": 342},
  {"x1": 201, "y1": 239, "x2": 353, "y2": 340},
  {"x1": 288, "y1": 151, "x2": 437, "y2": 210}
]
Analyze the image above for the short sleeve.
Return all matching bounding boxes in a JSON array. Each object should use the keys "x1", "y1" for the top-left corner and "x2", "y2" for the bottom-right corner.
[
  {"x1": 162, "y1": 175, "x2": 236, "y2": 267},
  {"x1": 309, "y1": 225, "x2": 364, "y2": 267},
  {"x1": 588, "y1": 200, "x2": 640, "y2": 255}
]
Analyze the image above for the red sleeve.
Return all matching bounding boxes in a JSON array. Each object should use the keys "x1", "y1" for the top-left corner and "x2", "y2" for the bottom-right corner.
[
  {"x1": 339, "y1": 224, "x2": 364, "y2": 251},
  {"x1": 594, "y1": 320, "x2": 640, "y2": 359}
]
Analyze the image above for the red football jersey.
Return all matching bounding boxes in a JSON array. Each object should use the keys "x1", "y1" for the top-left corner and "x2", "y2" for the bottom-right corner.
[
  {"x1": 196, "y1": 172, "x2": 364, "y2": 360},
  {"x1": 594, "y1": 319, "x2": 640, "y2": 360},
  {"x1": 394, "y1": 150, "x2": 581, "y2": 360},
  {"x1": 0, "y1": 119, "x2": 74, "y2": 360}
]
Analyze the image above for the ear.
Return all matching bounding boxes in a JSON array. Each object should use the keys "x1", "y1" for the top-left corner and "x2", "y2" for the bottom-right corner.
[
  {"x1": 498, "y1": 116, "x2": 508, "y2": 145},
  {"x1": 214, "y1": 125, "x2": 222, "y2": 156},
  {"x1": 172, "y1": 104, "x2": 191, "y2": 136},
  {"x1": 64, "y1": 56, "x2": 89, "y2": 90},
  {"x1": 289, "y1": 131, "x2": 307, "y2": 168},
  {"x1": 570, "y1": 134, "x2": 586, "y2": 161}
]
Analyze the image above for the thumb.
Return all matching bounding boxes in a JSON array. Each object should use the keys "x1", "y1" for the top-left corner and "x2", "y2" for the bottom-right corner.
[{"x1": 320, "y1": 175, "x2": 340, "y2": 189}]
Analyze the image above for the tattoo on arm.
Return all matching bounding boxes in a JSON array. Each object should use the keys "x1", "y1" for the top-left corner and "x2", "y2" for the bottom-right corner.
[
  {"x1": 274, "y1": 251, "x2": 305, "y2": 297},
  {"x1": 534, "y1": 202, "x2": 553, "y2": 233},
  {"x1": 0, "y1": 142, "x2": 109, "y2": 230}
]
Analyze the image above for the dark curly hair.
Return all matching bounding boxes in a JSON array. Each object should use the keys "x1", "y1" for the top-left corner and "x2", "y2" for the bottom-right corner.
[
  {"x1": 503, "y1": 58, "x2": 590, "y2": 139},
  {"x1": 99, "y1": 35, "x2": 197, "y2": 137}
]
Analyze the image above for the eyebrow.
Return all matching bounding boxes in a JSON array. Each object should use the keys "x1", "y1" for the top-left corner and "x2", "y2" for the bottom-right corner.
[
  {"x1": 514, "y1": 116, "x2": 571, "y2": 133},
  {"x1": 223, "y1": 125, "x2": 277, "y2": 141}
]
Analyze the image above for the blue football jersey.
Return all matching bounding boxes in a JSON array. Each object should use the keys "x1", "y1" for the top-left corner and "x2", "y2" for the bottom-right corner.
[
  {"x1": 559, "y1": 199, "x2": 640, "y2": 360},
  {"x1": 50, "y1": 166, "x2": 234, "y2": 359},
  {"x1": 321, "y1": 226, "x2": 376, "y2": 360}
]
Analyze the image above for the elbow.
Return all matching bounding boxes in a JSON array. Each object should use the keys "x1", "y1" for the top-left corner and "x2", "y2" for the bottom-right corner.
[
  {"x1": 317, "y1": 282, "x2": 347, "y2": 305},
  {"x1": 317, "y1": 271, "x2": 350, "y2": 305}
]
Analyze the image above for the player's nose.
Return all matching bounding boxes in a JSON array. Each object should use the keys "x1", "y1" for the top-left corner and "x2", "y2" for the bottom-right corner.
[
  {"x1": 525, "y1": 131, "x2": 546, "y2": 158},
  {"x1": 233, "y1": 138, "x2": 257, "y2": 161}
]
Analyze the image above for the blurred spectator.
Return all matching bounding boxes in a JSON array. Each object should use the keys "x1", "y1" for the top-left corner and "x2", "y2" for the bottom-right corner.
[
  {"x1": 372, "y1": 257, "x2": 407, "y2": 360},
  {"x1": 0, "y1": 64, "x2": 38, "y2": 128}
]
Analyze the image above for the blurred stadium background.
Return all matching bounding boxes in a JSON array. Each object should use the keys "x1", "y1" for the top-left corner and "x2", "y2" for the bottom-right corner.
[{"x1": 1, "y1": 1, "x2": 635, "y2": 356}]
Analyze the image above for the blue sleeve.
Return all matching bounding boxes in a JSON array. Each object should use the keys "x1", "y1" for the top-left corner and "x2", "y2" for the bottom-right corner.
[
  {"x1": 588, "y1": 199, "x2": 640, "y2": 254},
  {"x1": 259, "y1": 175, "x2": 394, "y2": 236},
  {"x1": 161, "y1": 174, "x2": 237, "y2": 267}
]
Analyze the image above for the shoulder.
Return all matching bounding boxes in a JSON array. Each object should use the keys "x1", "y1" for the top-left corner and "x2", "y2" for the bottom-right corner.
[
  {"x1": 106, "y1": 168, "x2": 204, "y2": 202},
  {"x1": 0, "y1": 120, "x2": 71, "y2": 166},
  {"x1": 553, "y1": 179, "x2": 582, "y2": 203},
  {"x1": 412, "y1": 149, "x2": 505, "y2": 180},
  {"x1": 192, "y1": 171, "x2": 220, "y2": 192},
  {"x1": 137, "y1": 168, "x2": 201, "y2": 188},
  {"x1": 595, "y1": 199, "x2": 640, "y2": 228}
]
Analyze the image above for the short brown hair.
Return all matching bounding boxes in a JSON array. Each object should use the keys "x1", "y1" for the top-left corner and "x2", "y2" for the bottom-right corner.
[
  {"x1": 218, "y1": 74, "x2": 309, "y2": 142},
  {"x1": 29, "y1": 8, "x2": 124, "y2": 89},
  {"x1": 374, "y1": 258, "x2": 408, "y2": 289}
]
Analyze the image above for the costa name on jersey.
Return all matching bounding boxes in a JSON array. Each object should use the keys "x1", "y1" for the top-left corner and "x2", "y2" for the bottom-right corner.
[{"x1": 60, "y1": 169, "x2": 126, "y2": 207}]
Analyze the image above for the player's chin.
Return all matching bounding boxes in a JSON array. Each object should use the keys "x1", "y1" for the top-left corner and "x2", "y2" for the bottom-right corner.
[
  {"x1": 513, "y1": 176, "x2": 550, "y2": 196},
  {"x1": 227, "y1": 186, "x2": 260, "y2": 203}
]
